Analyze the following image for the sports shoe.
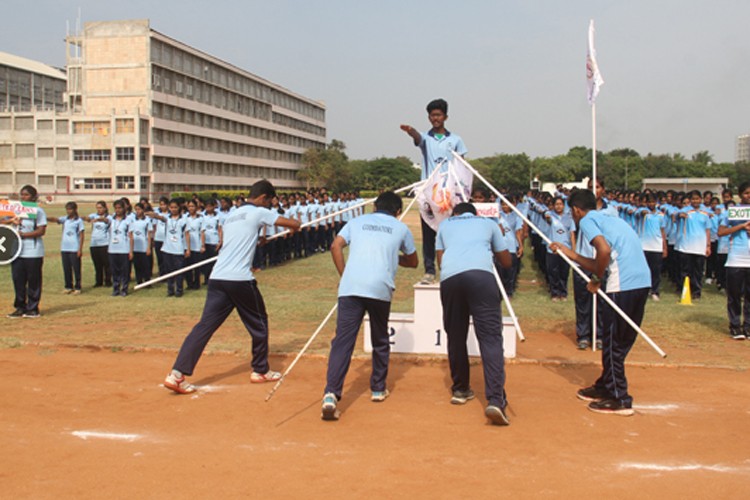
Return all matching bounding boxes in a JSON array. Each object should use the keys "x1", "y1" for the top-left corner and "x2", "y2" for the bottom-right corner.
[
  {"x1": 705, "y1": 278, "x2": 713, "y2": 285},
  {"x1": 595, "y1": 339, "x2": 603, "y2": 350},
  {"x1": 371, "y1": 389, "x2": 389, "y2": 402},
  {"x1": 577, "y1": 339, "x2": 591, "y2": 350},
  {"x1": 450, "y1": 389, "x2": 475, "y2": 405},
  {"x1": 63, "y1": 289, "x2": 73, "y2": 294},
  {"x1": 730, "y1": 327, "x2": 746, "y2": 340},
  {"x1": 321, "y1": 392, "x2": 340, "y2": 421},
  {"x1": 577, "y1": 385, "x2": 608, "y2": 402},
  {"x1": 651, "y1": 293, "x2": 660, "y2": 301},
  {"x1": 250, "y1": 370, "x2": 282, "y2": 383},
  {"x1": 420, "y1": 273, "x2": 436, "y2": 285},
  {"x1": 23, "y1": 311, "x2": 40, "y2": 319},
  {"x1": 485, "y1": 405, "x2": 510, "y2": 426},
  {"x1": 72, "y1": 290, "x2": 82, "y2": 295},
  {"x1": 588, "y1": 398, "x2": 634, "y2": 416},
  {"x1": 163, "y1": 372, "x2": 196, "y2": 394},
  {"x1": 7, "y1": 309, "x2": 24, "y2": 319}
]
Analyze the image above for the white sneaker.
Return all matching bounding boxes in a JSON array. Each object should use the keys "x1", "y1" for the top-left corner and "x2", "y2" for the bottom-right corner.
[
  {"x1": 321, "y1": 392, "x2": 340, "y2": 421},
  {"x1": 651, "y1": 294, "x2": 660, "y2": 301},
  {"x1": 420, "y1": 273, "x2": 436, "y2": 285},
  {"x1": 250, "y1": 370, "x2": 282, "y2": 383},
  {"x1": 164, "y1": 372, "x2": 196, "y2": 394}
]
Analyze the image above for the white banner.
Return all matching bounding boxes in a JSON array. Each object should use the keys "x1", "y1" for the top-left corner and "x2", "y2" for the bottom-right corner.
[
  {"x1": 586, "y1": 19, "x2": 604, "y2": 104},
  {"x1": 473, "y1": 202, "x2": 499, "y2": 218},
  {"x1": 417, "y1": 156, "x2": 474, "y2": 231}
]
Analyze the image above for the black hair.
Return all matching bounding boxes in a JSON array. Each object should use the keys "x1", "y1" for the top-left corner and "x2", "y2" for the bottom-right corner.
[
  {"x1": 250, "y1": 179, "x2": 276, "y2": 199},
  {"x1": 426, "y1": 98, "x2": 448, "y2": 115},
  {"x1": 567, "y1": 190, "x2": 597, "y2": 211},
  {"x1": 374, "y1": 191, "x2": 402, "y2": 216},
  {"x1": 453, "y1": 202, "x2": 477, "y2": 216},
  {"x1": 96, "y1": 200, "x2": 109, "y2": 215},
  {"x1": 159, "y1": 196, "x2": 169, "y2": 204},
  {"x1": 20, "y1": 184, "x2": 38, "y2": 201},
  {"x1": 65, "y1": 201, "x2": 79, "y2": 219},
  {"x1": 738, "y1": 181, "x2": 750, "y2": 194}
]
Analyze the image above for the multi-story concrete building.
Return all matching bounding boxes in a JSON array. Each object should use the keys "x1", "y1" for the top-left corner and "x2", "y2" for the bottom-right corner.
[
  {"x1": 0, "y1": 19, "x2": 326, "y2": 200},
  {"x1": 736, "y1": 134, "x2": 750, "y2": 163}
]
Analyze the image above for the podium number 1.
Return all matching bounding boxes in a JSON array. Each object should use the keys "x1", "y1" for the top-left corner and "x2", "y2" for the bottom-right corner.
[{"x1": 435, "y1": 329, "x2": 441, "y2": 346}]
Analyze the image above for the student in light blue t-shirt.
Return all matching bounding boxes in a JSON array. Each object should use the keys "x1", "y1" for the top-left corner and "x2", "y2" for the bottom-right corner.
[
  {"x1": 718, "y1": 182, "x2": 750, "y2": 340},
  {"x1": 544, "y1": 197, "x2": 576, "y2": 301},
  {"x1": 321, "y1": 192, "x2": 418, "y2": 421},
  {"x1": 435, "y1": 202, "x2": 512, "y2": 426},
  {"x1": 89, "y1": 201, "x2": 112, "y2": 288},
  {"x1": 551, "y1": 190, "x2": 650, "y2": 417},
  {"x1": 107, "y1": 199, "x2": 132, "y2": 297},
  {"x1": 151, "y1": 197, "x2": 169, "y2": 278},
  {"x1": 164, "y1": 181, "x2": 301, "y2": 395},
  {"x1": 200, "y1": 199, "x2": 222, "y2": 283},
  {"x1": 57, "y1": 201, "x2": 86, "y2": 294},
  {"x1": 635, "y1": 193, "x2": 667, "y2": 300},
  {"x1": 675, "y1": 190, "x2": 711, "y2": 300},
  {"x1": 147, "y1": 199, "x2": 187, "y2": 297},
  {"x1": 184, "y1": 200, "x2": 204, "y2": 290},
  {"x1": 401, "y1": 98, "x2": 468, "y2": 285},
  {"x1": 5, "y1": 185, "x2": 47, "y2": 319},
  {"x1": 128, "y1": 203, "x2": 153, "y2": 286}
]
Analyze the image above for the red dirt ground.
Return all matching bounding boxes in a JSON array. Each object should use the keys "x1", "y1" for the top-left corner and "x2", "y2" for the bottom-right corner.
[{"x1": 1, "y1": 343, "x2": 749, "y2": 498}]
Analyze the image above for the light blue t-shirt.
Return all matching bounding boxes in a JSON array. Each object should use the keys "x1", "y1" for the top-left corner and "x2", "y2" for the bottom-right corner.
[
  {"x1": 128, "y1": 218, "x2": 152, "y2": 253},
  {"x1": 545, "y1": 211, "x2": 575, "y2": 253},
  {"x1": 16, "y1": 208, "x2": 47, "y2": 259},
  {"x1": 201, "y1": 213, "x2": 221, "y2": 245},
  {"x1": 418, "y1": 129, "x2": 468, "y2": 180},
  {"x1": 578, "y1": 210, "x2": 650, "y2": 293},
  {"x1": 89, "y1": 213, "x2": 110, "y2": 247},
  {"x1": 675, "y1": 207, "x2": 711, "y2": 256},
  {"x1": 337, "y1": 212, "x2": 416, "y2": 302},
  {"x1": 107, "y1": 215, "x2": 131, "y2": 255},
  {"x1": 210, "y1": 204, "x2": 279, "y2": 281},
  {"x1": 185, "y1": 215, "x2": 204, "y2": 251},
  {"x1": 436, "y1": 213, "x2": 507, "y2": 281},
  {"x1": 498, "y1": 212, "x2": 523, "y2": 253},
  {"x1": 152, "y1": 208, "x2": 168, "y2": 243},
  {"x1": 58, "y1": 216, "x2": 85, "y2": 252},
  {"x1": 637, "y1": 209, "x2": 666, "y2": 253},
  {"x1": 161, "y1": 216, "x2": 187, "y2": 255},
  {"x1": 721, "y1": 215, "x2": 750, "y2": 268}
]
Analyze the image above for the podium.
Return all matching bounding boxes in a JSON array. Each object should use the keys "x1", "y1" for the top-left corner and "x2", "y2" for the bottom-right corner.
[{"x1": 364, "y1": 283, "x2": 516, "y2": 358}]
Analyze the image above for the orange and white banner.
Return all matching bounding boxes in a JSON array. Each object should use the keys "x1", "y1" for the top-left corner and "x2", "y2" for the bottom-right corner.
[
  {"x1": 417, "y1": 156, "x2": 473, "y2": 231},
  {"x1": 0, "y1": 200, "x2": 38, "y2": 220}
]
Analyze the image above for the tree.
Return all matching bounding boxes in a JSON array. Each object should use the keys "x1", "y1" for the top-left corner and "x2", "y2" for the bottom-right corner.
[{"x1": 297, "y1": 139, "x2": 350, "y2": 191}]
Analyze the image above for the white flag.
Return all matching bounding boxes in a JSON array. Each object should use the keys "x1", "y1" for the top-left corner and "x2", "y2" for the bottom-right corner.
[
  {"x1": 417, "y1": 156, "x2": 474, "y2": 232},
  {"x1": 586, "y1": 19, "x2": 604, "y2": 104}
]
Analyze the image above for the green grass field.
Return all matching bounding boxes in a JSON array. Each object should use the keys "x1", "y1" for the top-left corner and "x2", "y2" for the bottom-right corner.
[{"x1": 1, "y1": 202, "x2": 747, "y2": 368}]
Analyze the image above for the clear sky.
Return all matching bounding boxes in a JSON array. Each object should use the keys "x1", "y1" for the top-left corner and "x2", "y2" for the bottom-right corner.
[{"x1": 3, "y1": 0, "x2": 748, "y2": 164}]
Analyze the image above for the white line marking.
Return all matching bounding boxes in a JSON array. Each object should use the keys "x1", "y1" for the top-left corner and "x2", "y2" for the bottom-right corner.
[
  {"x1": 619, "y1": 462, "x2": 740, "y2": 473},
  {"x1": 632, "y1": 403, "x2": 680, "y2": 413},
  {"x1": 72, "y1": 431, "x2": 141, "y2": 442}
]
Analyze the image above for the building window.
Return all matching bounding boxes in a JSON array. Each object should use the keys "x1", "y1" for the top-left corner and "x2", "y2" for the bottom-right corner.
[
  {"x1": 15, "y1": 144, "x2": 35, "y2": 158},
  {"x1": 116, "y1": 176, "x2": 135, "y2": 189},
  {"x1": 73, "y1": 149, "x2": 112, "y2": 161},
  {"x1": 73, "y1": 177, "x2": 112, "y2": 190},
  {"x1": 115, "y1": 119, "x2": 135, "y2": 133},
  {"x1": 38, "y1": 175, "x2": 54, "y2": 185},
  {"x1": 116, "y1": 147, "x2": 135, "y2": 161},
  {"x1": 73, "y1": 121, "x2": 110, "y2": 135},
  {"x1": 140, "y1": 148, "x2": 149, "y2": 161},
  {"x1": 38, "y1": 147, "x2": 54, "y2": 158}
]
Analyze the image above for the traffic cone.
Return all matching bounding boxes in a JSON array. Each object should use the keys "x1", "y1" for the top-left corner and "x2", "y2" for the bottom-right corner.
[{"x1": 679, "y1": 276, "x2": 692, "y2": 305}]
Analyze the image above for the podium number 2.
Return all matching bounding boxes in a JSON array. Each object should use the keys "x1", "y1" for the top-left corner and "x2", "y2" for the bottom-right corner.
[{"x1": 389, "y1": 327, "x2": 396, "y2": 345}]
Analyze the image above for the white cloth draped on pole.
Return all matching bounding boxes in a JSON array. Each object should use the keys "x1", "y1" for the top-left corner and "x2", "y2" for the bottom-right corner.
[
  {"x1": 586, "y1": 19, "x2": 604, "y2": 105},
  {"x1": 416, "y1": 156, "x2": 473, "y2": 231}
]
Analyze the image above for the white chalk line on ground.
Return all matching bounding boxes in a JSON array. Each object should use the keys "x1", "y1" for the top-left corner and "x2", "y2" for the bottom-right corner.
[
  {"x1": 632, "y1": 403, "x2": 680, "y2": 413},
  {"x1": 618, "y1": 462, "x2": 749, "y2": 474},
  {"x1": 71, "y1": 430, "x2": 142, "y2": 442}
]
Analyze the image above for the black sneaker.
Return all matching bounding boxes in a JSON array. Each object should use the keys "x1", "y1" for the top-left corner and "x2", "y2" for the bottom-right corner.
[
  {"x1": 577, "y1": 339, "x2": 591, "y2": 350},
  {"x1": 577, "y1": 385, "x2": 608, "y2": 402},
  {"x1": 22, "y1": 310, "x2": 41, "y2": 319},
  {"x1": 451, "y1": 389, "x2": 475, "y2": 405},
  {"x1": 485, "y1": 405, "x2": 510, "y2": 426},
  {"x1": 588, "y1": 398, "x2": 634, "y2": 416},
  {"x1": 7, "y1": 309, "x2": 24, "y2": 319},
  {"x1": 731, "y1": 327, "x2": 746, "y2": 340}
]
